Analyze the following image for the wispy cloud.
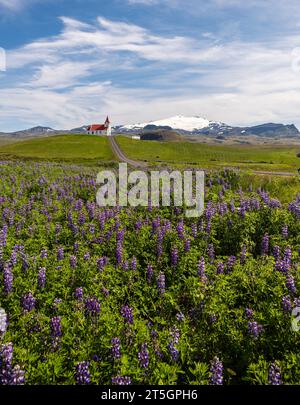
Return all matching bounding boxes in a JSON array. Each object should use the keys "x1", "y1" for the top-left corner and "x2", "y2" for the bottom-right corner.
[
  {"x1": 2, "y1": 14, "x2": 300, "y2": 130},
  {"x1": 0, "y1": 0, "x2": 40, "y2": 11},
  {"x1": 8, "y1": 16, "x2": 222, "y2": 68}
]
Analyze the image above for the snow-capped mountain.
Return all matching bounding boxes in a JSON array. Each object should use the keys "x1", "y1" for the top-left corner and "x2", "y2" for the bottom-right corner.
[
  {"x1": 120, "y1": 115, "x2": 213, "y2": 132},
  {"x1": 116, "y1": 115, "x2": 233, "y2": 135},
  {"x1": 115, "y1": 115, "x2": 300, "y2": 138}
]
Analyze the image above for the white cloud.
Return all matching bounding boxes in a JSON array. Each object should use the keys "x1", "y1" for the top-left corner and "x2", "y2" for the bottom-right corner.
[
  {"x1": 2, "y1": 15, "x2": 300, "y2": 130},
  {"x1": 0, "y1": 0, "x2": 40, "y2": 11},
  {"x1": 7, "y1": 16, "x2": 222, "y2": 68}
]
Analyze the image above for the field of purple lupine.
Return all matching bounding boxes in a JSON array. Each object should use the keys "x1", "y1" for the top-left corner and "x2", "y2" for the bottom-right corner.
[{"x1": 0, "y1": 161, "x2": 300, "y2": 385}]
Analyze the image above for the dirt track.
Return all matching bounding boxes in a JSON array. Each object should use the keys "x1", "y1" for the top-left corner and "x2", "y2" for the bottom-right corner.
[{"x1": 109, "y1": 136, "x2": 147, "y2": 168}]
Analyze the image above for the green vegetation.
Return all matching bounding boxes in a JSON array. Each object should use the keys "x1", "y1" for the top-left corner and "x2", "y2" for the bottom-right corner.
[
  {"x1": 0, "y1": 135, "x2": 115, "y2": 163},
  {"x1": 117, "y1": 136, "x2": 300, "y2": 172},
  {"x1": 1, "y1": 163, "x2": 300, "y2": 385}
]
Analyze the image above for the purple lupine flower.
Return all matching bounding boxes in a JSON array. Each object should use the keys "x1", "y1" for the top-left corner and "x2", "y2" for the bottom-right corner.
[
  {"x1": 191, "y1": 223, "x2": 198, "y2": 238},
  {"x1": 97, "y1": 257, "x2": 106, "y2": 272},
  {"x1": 176, "y1": 221, "x2": 185, "y2": 240},
  {"x1": 274, "y1": 260, "x2": 284, "y2": 273},
  {"x1": 83, "y1": 252, "x2": 90, "y2": 261},
  {"x1": 283, "y1": 247, "x2": 292, "y2": 270},
  {"x1": 261, "y1": 234, "x2": 269, "y2": 256},
  {"x1": 294, "y1": 297, "x2": 300, "y2": 308},
  {"x1": 168, "y1": 340, "x2": 179, "y2": 361},
  {"x1": 131, "y1": 256, "x2": 137, "y2": 271},
  {"x1": 138, "y1": 343, "x2": 149, "y2": 369},
  {"x1": 171, "y1": 246, "x2": 178, "y2": 267},
  {"x1": 3, "y1": 264, "x2": 13, "y2": 295},
  {"x1": 21, "y1": 253, "x2": 29, "y2": 273},
  {"x1": 209, "y1": 313, "x2": 217, "y2": 324},
  {"x1": 38, "y1": 267, "x2": 46, "y2": 289},
  {"x1": 0, "y1": 342, "x2": 13, "y2": 385},
  {"x1": 216, "y1": 262, "x2": 224, "y2": 275},
  {"x1": 21, "y1": 292, "x2": 36, "y2": 312},
  {"x1": 245, "y1": 308, "x2": 254, "y2": 320},
  {"x1": 111, "y1": 338, "x2": 121, "y2": 360},
  {"x1": 116, "y1": 242, "x2": 123, "y2": 266},
  {"x1": 207, "y1": 244, "x2": 215, "y2": 264},
  {"x1": 240, "y1": 245, "x2": 247, "y2": 265},
  {"x1": 273, "y1": 245, "x2": 280, "y2": 261},
  {"x1": 73, "y1": 242, "x2": 79, "y2": 253},
  {"x1": 10, "y1": 250, "x2": 17, "y2": 267},
  {"x1": 157, "y1": 272, "x2": 166, "y2": 295},
  {"x1": 147, "y1": 264, "x2": 154, "y2": 284},
  {"x1": 205, "y1": 220, "x2": 211, "y2": 235},
  {"x1": 170, "y1": 326, "x2": 180, "y2": 345},
  {"x1": 40, "y1": 249, "x2": 47, "y2": 259},
  {"x1": 53, "y1": 298, "x2": 62, "y2": 311},
  {"x1": 184, "y1": 238, "x2": 191, "y2": 253},
  {"x1": 156, "y1": 228, "x2": 164, "y2": 258},
  {"x1": 286, "y1": 274, "x2": 296, "y2": 295},
  {"x1": 282, "y1": 296, "x2": 291, "y2": 314},
  {"x1": 198, "y1": 257, "x2": 207, "y2": 283},
  {"x1": 85, "y1": 297, "x2": 101, "y2": 318},
  {"x1": 111, "y1": 375, "x2": 131, "y2": 385},
  {"x1": 75, "y1": 287, "x2": 84, "y2": 301},
  {"x1": 50, "y1": 316, "x2": 62, "y2": 338},
  {"x1": 175, "y1": 312, "x2": 185, "y2": 322},
  {"x1": 75, "y1": 361, "x2": 90, "y2": 385},
  {"x1": 57, "y1": 247, "x2": 64, "y2": 261},
  {"x1": 78, "y1": 212, "x2": 86, "y2": 226},
  {"x1": 0, "y1": 308, "x2": 7, "y2": 337},
  {"x1": 282, "y1": 225, "x2": 288, "y2": 239},
  {"x1": 268, "y1": 363, "x2": 282, "y2": 385},
  {"x1": 226, "y1": 256, "x2": 236, "y2": 272},
  {"x1": 209, "y1": 357, "x2": 223, "y2": 385},
  {"x1": 69, "y1": 255, "x2": 77, "y2": 269},
  {"x1": 10, "y1": 365, "x2": 25, "y2": 385},
  {"x1": 248, "y1": 321, "x2": 263, "y2": 339},
  {"x1": 121, "y1": 305, "x2": 133, "y2": 324},
  {"x1": 0, "y1": 343, "x2": 25, "y2": 385},
  {"x1": 50, "y1": 316, "x2": 62, "y2": 348}
]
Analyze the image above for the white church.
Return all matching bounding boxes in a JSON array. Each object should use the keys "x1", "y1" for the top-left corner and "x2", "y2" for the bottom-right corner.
[{"x1": 87, "y1": 116, "x2": 112, "y2": 136}]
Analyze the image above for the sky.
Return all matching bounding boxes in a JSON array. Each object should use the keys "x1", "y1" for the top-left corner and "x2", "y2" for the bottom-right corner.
[{"x1": 1, "y1": 0, "x2": 300, "y2": 131}]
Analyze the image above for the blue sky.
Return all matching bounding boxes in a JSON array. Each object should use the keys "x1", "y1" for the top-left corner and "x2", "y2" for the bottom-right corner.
[{"x1": 1, "y1": 0, "x2": 300, "y2": 131}]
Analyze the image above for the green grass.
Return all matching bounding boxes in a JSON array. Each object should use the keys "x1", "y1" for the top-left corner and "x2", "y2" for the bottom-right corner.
[
  {"x1": 0, "y1": 134, "x2": 115, "y2": 163},
  {"x1": 117, "y1": 136, "x2": 300, "y2": 172}
]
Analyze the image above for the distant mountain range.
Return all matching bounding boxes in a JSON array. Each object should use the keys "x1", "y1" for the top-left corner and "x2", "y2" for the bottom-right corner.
[
  {"x1": 0, "y1": 115, "x2": 299, "y2": 138},
  {"x1": 116, "y1": 115, "x2": 300, "y2": 138}
]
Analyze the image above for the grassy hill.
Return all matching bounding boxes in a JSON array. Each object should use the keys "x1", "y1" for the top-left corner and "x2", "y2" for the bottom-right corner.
[
  {"x1": 116, "y1": 136, "x2": 300, "y2": 172},
  {"x1": 0, "y1": 133, "x2": 299, "y2": 173},
  {"x1": 0, "y1": 134, "x2": 114, "y2": 163}
]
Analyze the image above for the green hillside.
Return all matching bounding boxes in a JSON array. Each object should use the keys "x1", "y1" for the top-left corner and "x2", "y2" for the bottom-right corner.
[
  {"x1": 0, "y1": 134, "x2": 114, "y2": 163},
  {"x1": 117, "y1": 136, "x2": 300, "y2": 172}
]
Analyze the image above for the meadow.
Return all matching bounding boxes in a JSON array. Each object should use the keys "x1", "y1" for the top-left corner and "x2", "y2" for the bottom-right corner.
[
  {"x1": 0, "y1": 135, "x2": 114, "y2": 164},
  {"x1": 117, "y1": 136, "x2": 300, "y2": 172},
  {"x1": 0, "y1": 161, "x2": 300, "y2": 385}
]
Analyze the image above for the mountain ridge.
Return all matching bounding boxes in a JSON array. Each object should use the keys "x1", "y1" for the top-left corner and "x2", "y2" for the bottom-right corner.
[{"x1": 0, "y1": 116, "x2": 299, "y2": 138}]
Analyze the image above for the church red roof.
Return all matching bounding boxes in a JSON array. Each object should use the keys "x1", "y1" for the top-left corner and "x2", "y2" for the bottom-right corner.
[
  {"x1": 87, "y1": 116, "x2": 110, "y2": 131},
  {"x1": 87, "y1": 124, "x2": 107, "y2": 131}
]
